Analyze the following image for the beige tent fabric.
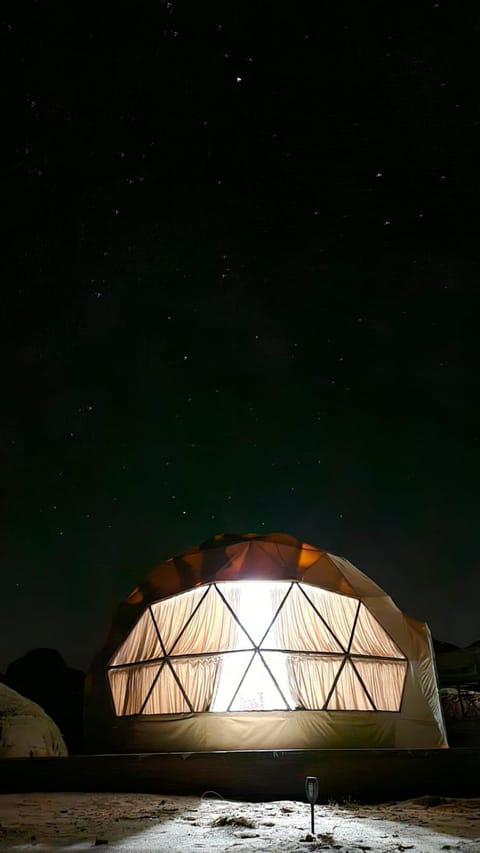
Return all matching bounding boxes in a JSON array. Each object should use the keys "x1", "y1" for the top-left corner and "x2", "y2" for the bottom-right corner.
[
  {"x1": 85, "y1": 533, "x2": 448, "y2": 751},
  {"x1": 0, "y1": 683, "x2": 68, "y2": 758},
  {"x1": 327, "y1": 554, "x2": 446, "y2": 740},
  {"x1": 104, "y1": 709, "x2": 405, "y2": 751}
]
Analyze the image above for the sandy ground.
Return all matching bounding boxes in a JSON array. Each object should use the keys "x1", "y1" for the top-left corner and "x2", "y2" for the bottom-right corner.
[{"x1": 0, "y1": 792, "x2": 479, "y2": 852}]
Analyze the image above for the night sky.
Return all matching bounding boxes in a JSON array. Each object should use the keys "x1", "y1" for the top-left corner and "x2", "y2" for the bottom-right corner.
[{"x1": 3, "y1": 2, "x2": 480, "y2": 673}]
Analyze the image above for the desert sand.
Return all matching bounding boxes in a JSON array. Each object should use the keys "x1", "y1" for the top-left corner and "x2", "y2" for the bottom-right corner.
[{"x1": 0, "y1": 792, "x2": 479, "y2": 852}]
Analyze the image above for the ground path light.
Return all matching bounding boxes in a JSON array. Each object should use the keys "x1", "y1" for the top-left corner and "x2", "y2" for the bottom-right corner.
[{"x1": 305, "y1": 775, "x2": 319, "y2": 834}]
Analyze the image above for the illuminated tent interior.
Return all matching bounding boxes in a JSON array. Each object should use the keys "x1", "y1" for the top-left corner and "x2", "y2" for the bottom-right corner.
[{"x1": 85, "y1": 533, "x2": 448, "y2": 751}]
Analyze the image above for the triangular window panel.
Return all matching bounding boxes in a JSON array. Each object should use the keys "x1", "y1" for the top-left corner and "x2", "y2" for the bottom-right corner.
[
  {"x1": 151, "y1": 585, "x2": 211, "y2": 656},
  {"x1": 169, "y1": 656, "x2": 223, "y2": 713},
  {"x1": 218, "y1": 580, "x2": 290, "y2": 646},
  {"x1": 261, "y1": 583, "x2": 344, "y2": 653},
  {"x1": 326, "y1": 659, "x2": 374, "y2": 710},
  {"x1": 108, "y1": 662, "x2": 161, "y2": 716},
  {"x1": 229, "y1": 651, "x2": 289, "y2": 711},
  {"x1": 300, "y1": 584, "x2": 359, "y2": 652},
  {"x1": 350, "y1": 604, "x2": 404, "y2": 658},
  {"x1": 110, "y1": 609, "x2": 163, "y2": 666},
  {"x1": 262, "y1": 652, "x2": 343, "y2": 710},
  {"x1": 169, "y1": 586, "x2": 247, "y2": 655},
  {"x1": 260, "y1": 652, "x2": 296, "y2": 709},
  {"x1": 210, "y1": 651, "x2": 253, "y2": 712},
  {"x1": 353, "y1": 659, "x2": 407, "y2": 711},
  {"x1": 142, "y1": 661, "x2": 190, "y2": 714}
]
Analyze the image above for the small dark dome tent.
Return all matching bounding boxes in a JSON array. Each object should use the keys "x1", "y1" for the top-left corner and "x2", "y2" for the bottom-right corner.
[{"x1": 85, "y1": 533, "x2": 447, "y2": 752}]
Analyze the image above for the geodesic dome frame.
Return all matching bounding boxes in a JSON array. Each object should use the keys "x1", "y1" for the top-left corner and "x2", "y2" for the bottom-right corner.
[
  {"x1": 107, "y1": 580, "x2": 408, "y2": 716},
  {"x1": 85, "y1": 533, "x2": 448, "y2": 752}
]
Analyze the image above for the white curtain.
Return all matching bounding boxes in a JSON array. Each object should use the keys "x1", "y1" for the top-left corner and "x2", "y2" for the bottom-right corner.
[
  {"x1": 353, "y1": 659, "x2": 407, "y2": 711},
  {"x1": 142, "y1": 586, "x2": 241, "y2": 713},
  {"x1": 110, "y1": 588, "x2": 214, "y2": 668},
  {"x1": 282, "y1": 654, "x2": 344, "y2": 709},
  {"x1": 150, "y1": 586, "x2": 210, "y2": 655},
  {"x1": 326, "y1": 660, "x2": 373, "y2": 710},
  {"x1": 350, "y1": 604, "x2": 405, "y2": 658},
  {"x1": 142, "y1": 662, "x2": 190, "y2": 714},
  {"x1": 109, "y1": 581, "x2": 407, "y2": 716},
  {"x1": 109, "y1": 611, "x2": 163, "y2": 666},
  {"x1": 172, "y1": 657, "x2": 223, "y2": 711},
  {"x1": 266, "y1": 584, "x2": 344, "y2": 652},
  {"x1": 300, "y1": 584, "x2": 359, "y2": 651},
  {"x1": 209, "y1": 584, "x2": 293, "y2": 710},
  {"x1": 266, "y1": 584, "x2": 360, "y2": 709},
  {"x1": 140, "y1": 658, "x2": 222, "y2": 714},
  {"x1": 170, "y1": 586, "x2": 241, "y2": 654},
  {"x1": 108, "y1": 662, "x2": 161, "y2": 715}
]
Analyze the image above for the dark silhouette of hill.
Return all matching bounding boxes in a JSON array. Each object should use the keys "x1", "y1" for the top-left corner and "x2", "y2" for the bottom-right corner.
[{"x1": 5, "y1": 648, "x2": 85, "y2": 754}]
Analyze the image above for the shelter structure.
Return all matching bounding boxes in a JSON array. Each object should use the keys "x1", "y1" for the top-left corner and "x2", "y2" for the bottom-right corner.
[
  {"x1": 85, "y1": 533, "x2": 447, "y2": 752},
  {"x1": 0, "y1": 682, "x2": 67, "y2": 758}
]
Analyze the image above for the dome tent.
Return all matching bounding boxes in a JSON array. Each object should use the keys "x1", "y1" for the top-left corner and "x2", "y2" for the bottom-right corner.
[
  {"x1": 85, "y1": 533, "x2": 447, "y2": 752},
  {"x1": 0, "y1": 682, "x2": 68, "y2": 757}
]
